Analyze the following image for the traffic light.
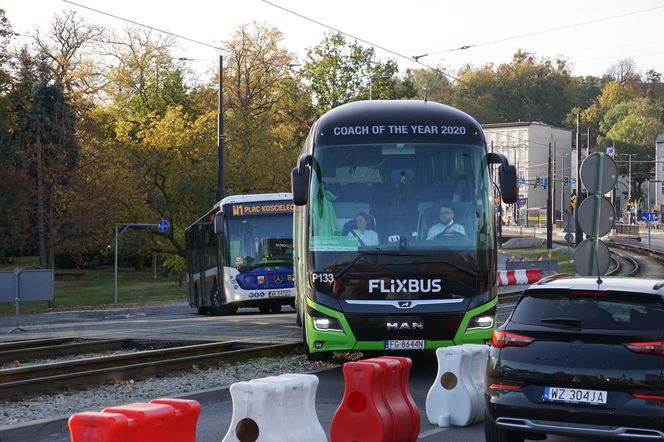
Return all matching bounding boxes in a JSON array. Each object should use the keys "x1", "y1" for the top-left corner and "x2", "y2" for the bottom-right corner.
[
  {"x1": 627, "y1": 200, "x2": 633, "y2": 214},
  {"x1": 564, "y1": 176, "x2": 569, "y2": 187},
  {"x1": 535, "y1": 177, "x2": 541, "y2": 187}
]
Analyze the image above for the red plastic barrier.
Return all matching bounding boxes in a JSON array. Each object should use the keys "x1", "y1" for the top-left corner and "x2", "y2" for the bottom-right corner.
[
  {"x1": 363, "y1": 358, "x2": 412, "y2": 442},
  {"x1": 149, "y1": 398, "x2": 201, "y2": 442},
  {"x1": 69, "y1": 412, "x2": 132, "y2": 442},
  {"x1": 102, "y1": 402, "x2": 175, "y2": 442},
  {"x1": 331, "y1": 360, "x2": 394, "y2": 442},
  {"x1": 379, "y1": 356, "x2": 420, "y2": 442}
]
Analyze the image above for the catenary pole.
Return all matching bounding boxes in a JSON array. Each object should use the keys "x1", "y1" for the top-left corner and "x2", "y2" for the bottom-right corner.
[
  {"x1": 575, "y1": 113, "x2": 583, "y2": 246},
  {"x1": 217, "y1": 55, "x2": 224, "y2": 202}
]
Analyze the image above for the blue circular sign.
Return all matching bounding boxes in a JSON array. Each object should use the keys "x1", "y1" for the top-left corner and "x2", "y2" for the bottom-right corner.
[{"x1": 157, "y1": 219, "x2": 170, "y2": 233}]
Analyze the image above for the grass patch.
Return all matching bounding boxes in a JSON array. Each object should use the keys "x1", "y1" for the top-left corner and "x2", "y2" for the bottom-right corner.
[
  {"x1": 503, "y1": 245, "x2": 576, "y2": 274},
  {"x1": 0, "y1": 265, "x2": 186, "y2": 315}
]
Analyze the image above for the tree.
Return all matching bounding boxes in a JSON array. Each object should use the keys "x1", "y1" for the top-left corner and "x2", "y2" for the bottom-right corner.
[
  {"x1": 301, "y1": 32, "x2": 406, "y2": 114},
  {"x1": 607, "y1": 58, "x2": 640, "y2": 84},
  {"x1": 0, "y1": 8, "x2": 16, "y2": 260},
  {"x1": 222, "y1": 22, "x2": 314, "y2": 194},
  {"x1": 405, "y1": 66, "x2": 454, "y2": 103},
  {"x1": 9, "y1": 49, "x2": 80, "y2": 268}
]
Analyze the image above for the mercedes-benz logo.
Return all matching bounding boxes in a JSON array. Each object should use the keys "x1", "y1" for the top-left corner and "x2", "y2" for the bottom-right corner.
[{"x1": 273, "y1": 275, "x2": 283, "y2": 284}]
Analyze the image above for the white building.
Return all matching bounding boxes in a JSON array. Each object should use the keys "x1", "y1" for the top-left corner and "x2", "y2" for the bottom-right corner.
[{"x1": 482, "y1": 122, "x2": 574, "y2": 226}]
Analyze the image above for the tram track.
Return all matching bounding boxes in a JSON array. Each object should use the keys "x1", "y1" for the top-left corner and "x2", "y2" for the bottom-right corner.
[{"x1": 0, "y1": 340, "x2": 298, "y2": 402}]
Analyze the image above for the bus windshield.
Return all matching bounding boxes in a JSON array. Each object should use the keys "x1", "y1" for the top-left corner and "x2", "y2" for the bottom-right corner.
[
  {"x1": 308, "y1": 143, "x2": 494, "y2": 273},
  {"x1": 225, "y1": 213, "x2": 293, "y2": 270}
]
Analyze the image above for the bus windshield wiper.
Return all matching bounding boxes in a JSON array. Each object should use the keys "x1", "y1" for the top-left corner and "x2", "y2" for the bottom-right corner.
[
  {"x1": 539, "y1": 317, "x2": 583, "y2": 329},
  {"x1": 332, "y1": 251, "x2": 426, "y2": 280}
]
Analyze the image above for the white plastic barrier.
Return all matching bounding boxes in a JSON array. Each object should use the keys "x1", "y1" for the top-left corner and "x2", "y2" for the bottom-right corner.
[
  {"x1": 425, "y1": 344, "x2": 490, "y2": 427},
  {"x1": 222, "y1": 373, "x2": 327, "y2": 442}
]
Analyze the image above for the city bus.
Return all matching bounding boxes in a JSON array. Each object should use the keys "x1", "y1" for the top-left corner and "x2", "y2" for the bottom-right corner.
[
  {"x1": 184, "y1": 193, "x2": 295, "y2": 315},
  {"x1": 291, "y1": 100, "x2": 517, "y2": 360}
]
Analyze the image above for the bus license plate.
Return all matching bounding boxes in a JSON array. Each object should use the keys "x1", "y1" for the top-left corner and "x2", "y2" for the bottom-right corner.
[
  {"x1": 269, "y1": 290, "x2": 290, "y2": 298},
  {"x1": 384, "y1": 340, "x2": 425, "y2": 350},
  {"x1": 543, "y1": 387, "x2": 607, "y2": 405}
]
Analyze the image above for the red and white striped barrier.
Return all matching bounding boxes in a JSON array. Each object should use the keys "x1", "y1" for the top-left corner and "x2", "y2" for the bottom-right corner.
[{"x1": 496, "y1": 269, "x2": 542, "y2": 286}]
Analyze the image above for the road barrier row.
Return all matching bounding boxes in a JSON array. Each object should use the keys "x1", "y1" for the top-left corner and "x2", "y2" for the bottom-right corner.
[{"x1": 68, "y1": 350, "x2": 488, "y2": 441}]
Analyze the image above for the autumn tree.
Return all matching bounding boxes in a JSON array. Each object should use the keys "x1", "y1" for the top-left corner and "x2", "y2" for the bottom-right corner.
[
  {"x1": 222, "y1": 22, "x2": 314, "y2": 194},
  {"x1": 9, "y1": 49, "x2": 79, "y2": 268},
  {"x1": 0, "y1": 8, "x2": 16, "y2": 260}
]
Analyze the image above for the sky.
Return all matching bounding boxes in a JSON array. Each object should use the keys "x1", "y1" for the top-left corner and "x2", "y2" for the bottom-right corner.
[{"x1": 1, "y1": 0, "x2": 664, "y2": 81}]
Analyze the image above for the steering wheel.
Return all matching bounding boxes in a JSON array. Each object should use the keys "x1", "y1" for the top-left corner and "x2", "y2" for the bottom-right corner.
[{"x1": 434, "y1": 230, "x2": 465, "y2": 240}]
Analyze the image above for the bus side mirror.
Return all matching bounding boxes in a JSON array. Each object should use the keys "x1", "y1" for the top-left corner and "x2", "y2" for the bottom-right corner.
[
  {"x1": 214, "y1": 212, "x2": 224, "y2": 234},
  {"x1": 499, "y1": 165, "x2": 518, "y2": 204},
  {"x1": 292, "y1": 154, "x2": 311, "y2": 206},
  {"x1": 488, "y1": 152, "x2": 518, "y2": 204}
]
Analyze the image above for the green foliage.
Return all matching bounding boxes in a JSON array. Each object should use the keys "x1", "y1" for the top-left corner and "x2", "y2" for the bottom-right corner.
[{"x1": 301, "y1": 32, "x2": 411, "y2": 114}]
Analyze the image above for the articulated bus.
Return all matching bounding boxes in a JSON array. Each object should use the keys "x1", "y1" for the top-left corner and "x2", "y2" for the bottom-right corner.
[
  {"x1": 291, "y1": 100, "x2": 517, "y2": 360},
  {"x1": 184, "y1": 193, "x2": 295, "y2": 315}
]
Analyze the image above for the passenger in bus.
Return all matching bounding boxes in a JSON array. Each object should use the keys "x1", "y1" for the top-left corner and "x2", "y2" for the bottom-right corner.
[
  {"x1": 451, "y1": 174, "x2": 472, "y2": 203},
  {"x1": 345, "y1": 212, "x2": 379, "y2": 246},
  {"x1": 426, "y1": 206, "x2": 466, "y2": 240}
]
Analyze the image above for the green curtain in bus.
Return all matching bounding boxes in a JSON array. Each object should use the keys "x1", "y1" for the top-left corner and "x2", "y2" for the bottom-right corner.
[{"x1": 313, "y1": 183, "x2": 339, "y2": 236}]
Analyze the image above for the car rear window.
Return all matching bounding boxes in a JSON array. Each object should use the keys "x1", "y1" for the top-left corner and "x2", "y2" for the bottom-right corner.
[{"x1": 511, "y1": 290, "x2": 664, "y2": 330}]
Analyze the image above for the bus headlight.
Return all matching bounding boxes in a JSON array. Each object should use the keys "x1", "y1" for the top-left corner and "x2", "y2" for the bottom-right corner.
[
  {"x1": 466, "y1": 306, "x2": 496, "y2": 331},
  {"x1": 308, "y1": 306, "x2": 344, "y2": 333}
]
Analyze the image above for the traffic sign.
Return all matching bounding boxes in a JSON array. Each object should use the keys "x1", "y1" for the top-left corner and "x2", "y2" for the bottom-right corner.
[
  {"x1": 642, "y1": 212, "x2": 659, "y2": 222},
  {"x1": 580, "y1": 152, "x2": 618, "y2": 194},
  {"x1": 577, "y1": 195, "x2": 615, "y2": 237},
  {"x1": 564, "y1": 233, "x2": 574, "y2": 243},
  {"x1": 575, "y1": 238, "x2": 610, "y2": 276},
  {"x1": 518, "y1": 176, "x2": 526, "y2": 185},
  {"x1": 570, "y1": 178, "x2": 576, "y2": 185},
  {"x1": 157, "y1": 219, "x2": 170, "y2": 233},
  {"x1": 606, "y1": 147, "x2": 615, "y2": 157}
]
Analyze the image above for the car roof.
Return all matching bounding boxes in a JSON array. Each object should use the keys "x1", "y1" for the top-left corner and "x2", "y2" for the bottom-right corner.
[{"x1": 525, "y1": 275, "x2": 664, "y2": 297}]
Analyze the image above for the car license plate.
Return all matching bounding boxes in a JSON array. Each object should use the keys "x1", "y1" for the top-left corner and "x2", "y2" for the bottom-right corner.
[
  {"x1": 543, "y1": 387, "x2": 607, "y2": 405},
  {"x1": 384, "y1": 340, "x2": 425, "y2": 350},
  {"x1": 269, "y1": 290, "x2": 290, "y2": 298}
]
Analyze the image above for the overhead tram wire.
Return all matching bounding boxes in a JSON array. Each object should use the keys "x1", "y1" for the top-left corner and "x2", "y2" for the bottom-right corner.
[
  {"x1": 260, "y1": 0, "x2": 468, "y2": 86},
  {"x1": 61, "y1": 0, "x2": 300, "y2": 75},
  {"x1": 416, "y1": 4, "x2": 664, "y2": 60}
]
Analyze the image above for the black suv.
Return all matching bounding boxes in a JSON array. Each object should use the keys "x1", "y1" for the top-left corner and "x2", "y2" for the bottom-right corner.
[{"x1": 485, "y1": 275, "x2": 664, "y2": 441}]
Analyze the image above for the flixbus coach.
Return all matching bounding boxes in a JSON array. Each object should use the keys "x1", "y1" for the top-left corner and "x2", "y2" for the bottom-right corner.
[
  {"x1": 184, "y1": 193, "x2": 295, "y2": 315},
  {"x1": 291, "y1": 100, "x2": 517, "y2": 360}
]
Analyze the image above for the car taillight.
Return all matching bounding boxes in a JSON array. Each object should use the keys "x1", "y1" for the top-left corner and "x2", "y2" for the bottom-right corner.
[
  {"x1": 623, "y1": 340, "x2": 664, "y2": 356},
  {"x1": 633, "y1": 393, "x2": 664, "y2": 400},
  {"x1": 492, "y1": 329, "x2": 534, "y2": 348}
]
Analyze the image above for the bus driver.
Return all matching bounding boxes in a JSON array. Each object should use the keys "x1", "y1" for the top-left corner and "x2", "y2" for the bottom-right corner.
[{"x1": 426, "y1": 206, "x2": 466, "y2": 240}]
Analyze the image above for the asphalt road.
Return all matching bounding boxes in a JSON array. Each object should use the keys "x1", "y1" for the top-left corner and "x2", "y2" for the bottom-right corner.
[{"x1": 0, "y1": 296, "x2": 599, "y2": 441}]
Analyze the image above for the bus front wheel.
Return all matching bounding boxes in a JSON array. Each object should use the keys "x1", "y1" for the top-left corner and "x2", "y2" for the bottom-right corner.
[{"x1": 210, "y1": 289, "x2": 237, "y2": 315}]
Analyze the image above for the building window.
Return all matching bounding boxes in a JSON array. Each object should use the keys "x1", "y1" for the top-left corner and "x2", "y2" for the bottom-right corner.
[{"x1": 661, "y1": 183, "x2": 664, "y2": 195}]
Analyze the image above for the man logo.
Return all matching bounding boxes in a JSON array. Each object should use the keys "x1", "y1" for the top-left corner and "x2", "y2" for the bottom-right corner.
[
  {"x1": 387, "y1": 322, "x2": 424, "y2": 330},
  {"x1": 273, "y1": 275, "x2": 283, "y2": 284},
  {"x1": 398, "y1": 301, "x2": 413, "y2": 309}
]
